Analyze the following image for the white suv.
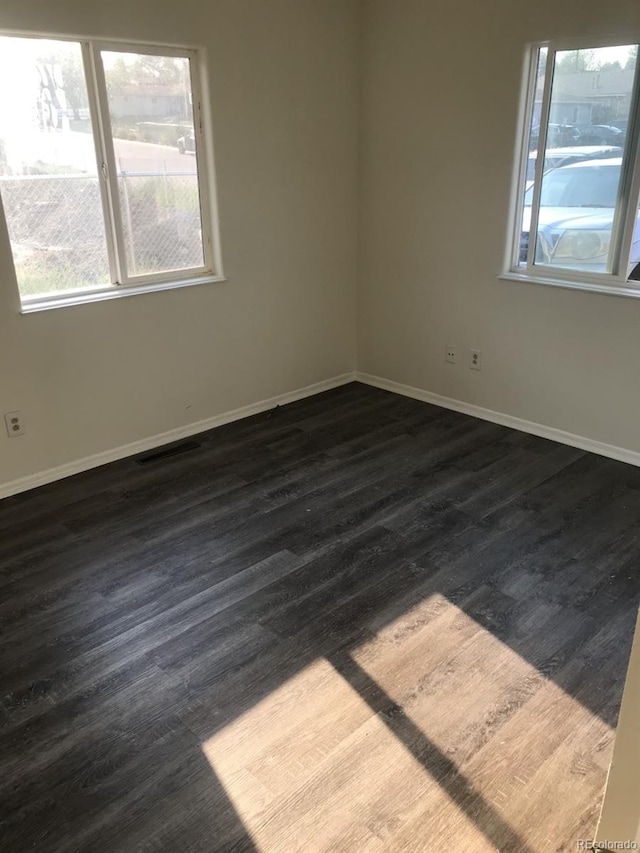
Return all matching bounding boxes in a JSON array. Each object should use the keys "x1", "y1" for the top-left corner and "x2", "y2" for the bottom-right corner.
[{"x1": 521, "y1": 157, "x2": 640, "y2": 272}]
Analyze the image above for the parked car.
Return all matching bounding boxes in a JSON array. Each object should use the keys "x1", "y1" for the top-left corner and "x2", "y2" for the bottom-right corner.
[
  {"x1": 526, "y1": 145, "x2": 623, "y2": 186},
  {"x1": 576, "y1": 124, "x2": 625, "y2": 146},
  {"x1": 177, "y1": 131, "x2": 196, "y2": 154},
  {"x1": 611, "y1": 119, "x2": 629, "y2": 134},
  {"x1": 520, "y1": 157, "x2": 640, "y2": 271},
  {"x1": 530, "y1": 123, "x2": 581, "y2": 150}
]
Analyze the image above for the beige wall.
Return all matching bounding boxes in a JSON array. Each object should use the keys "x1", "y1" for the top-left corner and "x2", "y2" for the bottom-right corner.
[
  {"x1": 0, "y1": 0, "x2": 359, "y2": 489},
  {"x1": 597, "y1": 612, "x2": 640, "y2": 845},
  {"x1": 6, "y1": 0, "x2": 640, "y2": 492},
  {"x1": 358, "y1": 0, "x2": 640, "y2": 452}
]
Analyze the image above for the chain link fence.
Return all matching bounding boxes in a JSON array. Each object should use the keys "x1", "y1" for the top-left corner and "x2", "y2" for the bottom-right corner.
[{"x1": 0, "y1": 170, "x2": 203, "y2": 296}]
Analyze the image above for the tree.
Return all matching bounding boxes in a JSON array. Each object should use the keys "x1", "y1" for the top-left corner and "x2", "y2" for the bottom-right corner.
[
  {"x1": 625, "y1": 49, "x2": 637, "y2": 71},
  {"x1": 556, "y1": 50, "x2": 596, "y2": 73},
  {"x1": 598, "y1": 61, "x2": 623, "y2": 73},
  {"x1": 556, "y1": 47, "x2": 636, "y2": 74},
  {"x1": 36, "y1": 49, "x2": 88, "y2": 121},
  {"x1": 103, "y1": 55, "x2": 185, "y2": 95}
]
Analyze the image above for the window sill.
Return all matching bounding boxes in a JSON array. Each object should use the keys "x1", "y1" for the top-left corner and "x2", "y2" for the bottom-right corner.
[
  {"x1": 499, "y1": 271, "x2": 640, "y2": 300},
  {"x1": 19, "y1": 274, "x2": 227, "y2": 314}
]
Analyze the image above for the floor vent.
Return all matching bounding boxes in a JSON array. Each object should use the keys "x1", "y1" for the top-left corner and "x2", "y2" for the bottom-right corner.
[{"x1": 134, "y1": 439, "x2": 201, "y2": 465}]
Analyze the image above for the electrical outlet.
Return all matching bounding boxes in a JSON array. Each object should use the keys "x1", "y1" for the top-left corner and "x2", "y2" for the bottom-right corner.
[
  {"x1": 445, "y1": 345, "x2": 457, "y2": 364},
  {"x1": 469, "y1": 349, "x2": 482, "y2": 371},
  {"x1": 4, "y1": 410, "x2": 25, "y2": 437}
]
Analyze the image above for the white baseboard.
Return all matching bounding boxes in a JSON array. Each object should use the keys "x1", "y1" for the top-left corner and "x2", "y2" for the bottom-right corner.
[
  {"x1": 6, "y1": 369, "x2": 638, "y2": 500},
  {"x1": 0, "y1": 372, "x2": 356, "y2": 500},
  {"x1": 356, "y1": 371, "x2": 640, "y2": 468}
]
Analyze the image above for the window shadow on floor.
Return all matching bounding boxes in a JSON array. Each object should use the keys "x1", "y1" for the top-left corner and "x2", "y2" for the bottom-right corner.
[{"x1": 327, "y1": 649, "x2": 538, "y2": 853}]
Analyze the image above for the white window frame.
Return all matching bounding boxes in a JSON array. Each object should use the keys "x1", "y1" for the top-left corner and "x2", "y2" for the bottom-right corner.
[
  {"x1": 0, "y1": 31, "x2": 224, "y2": 312},
  {"x1": 502, "y1": 36, "x2": 640, "y2": 298}
]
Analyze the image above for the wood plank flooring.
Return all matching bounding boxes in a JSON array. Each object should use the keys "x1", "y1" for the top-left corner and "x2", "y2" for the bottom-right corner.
[{"x1": 1, "y1": 382, "x2": 639, "y2": 852}]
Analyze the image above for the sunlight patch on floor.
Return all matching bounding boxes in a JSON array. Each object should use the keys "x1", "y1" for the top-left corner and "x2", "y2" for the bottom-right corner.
[
  {"x1": 201, "y1": 593, "x2": 614, "y2": 851},
  {"x1": 349, "y1": 592, "x2": 614, "y2": 849},
  {"x1": 201, "y1": 656, "x2": 468, "y2": 852}
]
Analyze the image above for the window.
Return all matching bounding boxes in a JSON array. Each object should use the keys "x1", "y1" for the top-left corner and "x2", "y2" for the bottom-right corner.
[
  {"x1": 506, "y1": 40, "x2": 640, "y2": 294},
  {"x1": 0, "y1": 35, "x2": 220, "y2": 309}
]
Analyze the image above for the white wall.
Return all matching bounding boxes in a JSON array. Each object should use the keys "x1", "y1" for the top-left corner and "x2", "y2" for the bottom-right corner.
[
  {"x1": 358, "y1": 0, "x2": 640, "y2": 453},
  {"x1": 0, "y1": 0, "x2": 359, "y2": 491}
]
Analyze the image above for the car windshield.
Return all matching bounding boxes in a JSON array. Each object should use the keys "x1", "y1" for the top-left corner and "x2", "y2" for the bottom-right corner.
[{"x1": 524, "y1": 164, "x2": 620, "y2": 207}]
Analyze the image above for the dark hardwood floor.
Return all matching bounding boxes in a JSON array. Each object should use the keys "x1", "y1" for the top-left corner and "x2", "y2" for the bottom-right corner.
[{"x1": 1, "y1": 382, "x2": 639, "y2": 852}]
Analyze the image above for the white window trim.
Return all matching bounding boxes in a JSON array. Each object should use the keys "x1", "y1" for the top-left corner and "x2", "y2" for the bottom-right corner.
[
  {"x1": 19, "y1": 274, "x2": 227, "y2": 314},
  {"x1": 503, "y1": 36, "x2": 640, "y2": 297},
  {"x1": 0, "y1": 30, "x2": 225, "y2": 311}
]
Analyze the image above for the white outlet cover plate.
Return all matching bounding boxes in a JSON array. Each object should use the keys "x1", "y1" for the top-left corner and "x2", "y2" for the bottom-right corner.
[
  {"x1": 470, "y1": 350, "x2": 482, "y2": 370},
  {"x1": 4, "y1": 411, "x2": 25, "y2": 437}
]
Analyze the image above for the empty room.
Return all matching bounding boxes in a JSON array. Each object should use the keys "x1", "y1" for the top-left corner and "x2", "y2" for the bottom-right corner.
[{"x1": 2, "y1": 0, "x2": 640, "y2": 851}]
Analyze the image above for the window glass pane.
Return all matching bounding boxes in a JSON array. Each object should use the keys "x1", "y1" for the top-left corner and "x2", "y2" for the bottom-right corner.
[
  {"x1": 101, "y1": 51, "x2": 205, "y2": 277},
  {"x1": 518, "y1": 47, "x2": 548, "y2": 266},
  {"x1": 0, "y1": 37, "x2": 111, "y2": 297},
  {"x1": 526, "y1": 44, "x2": 637, "y2": 274}
]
